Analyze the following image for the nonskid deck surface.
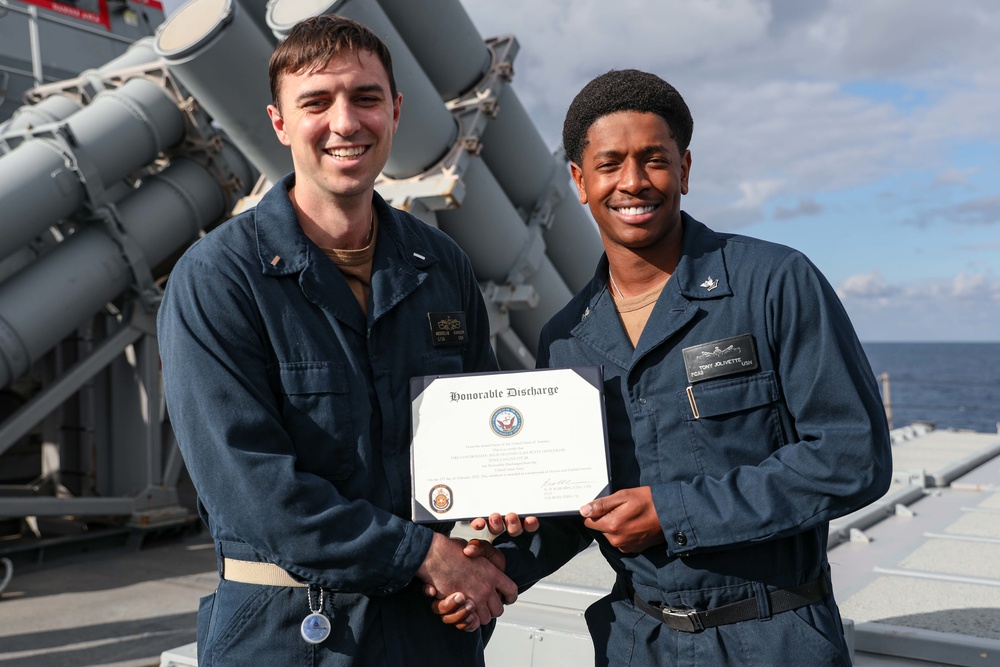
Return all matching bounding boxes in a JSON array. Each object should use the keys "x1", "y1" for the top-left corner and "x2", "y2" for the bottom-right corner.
[
  {"x1": 828, "y1": 427, "x2": 1000, "y2": 666},
  {"x1": 0, "y1": 531, "x2": 216, "y2": 666}
]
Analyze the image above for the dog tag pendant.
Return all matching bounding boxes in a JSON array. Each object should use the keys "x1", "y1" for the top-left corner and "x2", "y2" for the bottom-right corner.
[
  {"x1": 301, "y1": 612, "x2": 331, "y2": 644},
  {"x1": 301, "y1": 587, "x2": 331, "y2": 644}
]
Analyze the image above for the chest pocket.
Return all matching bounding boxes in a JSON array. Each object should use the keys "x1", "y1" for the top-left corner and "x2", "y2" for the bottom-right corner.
[
  {"x1": 420, "y1": 348, "x2": 465, "y2": 376},
  {"x1": 680, "y1": 371, "x2": 785, "y2": 470},
  {"x1": 278, "y1": 362, "x2": 356, "y2": 481}
]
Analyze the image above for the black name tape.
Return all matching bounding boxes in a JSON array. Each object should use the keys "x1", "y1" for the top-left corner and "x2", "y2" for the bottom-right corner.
[
  {"x1": 428, "y1": 311, "x2": 469, "y2": 347},
  {"x1": 682, "y1": 334, "x2": 759, "y2": 383}
]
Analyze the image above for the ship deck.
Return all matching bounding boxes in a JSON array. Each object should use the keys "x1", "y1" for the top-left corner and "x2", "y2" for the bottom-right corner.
[{"x1": 1, "y1": 423, "x2": 998, "y2": 666}]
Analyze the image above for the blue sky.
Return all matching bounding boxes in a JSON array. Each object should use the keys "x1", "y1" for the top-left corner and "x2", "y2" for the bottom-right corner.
[{"x1": 458, "y1": 0, "x2": 1000, "y2": 342}]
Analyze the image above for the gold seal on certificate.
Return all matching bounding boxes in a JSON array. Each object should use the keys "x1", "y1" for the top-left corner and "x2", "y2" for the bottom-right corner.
[{"x1": 409, "y1": 367, "x2": 610, "y2": 523}]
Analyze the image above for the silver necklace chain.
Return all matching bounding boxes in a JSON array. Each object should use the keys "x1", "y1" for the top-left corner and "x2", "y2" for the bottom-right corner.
[
  {"x1": 363, "y1": 209, "x2": 375, "y2": 246},
  {"x1": 608, "y1": 268, "x2": 625, "y2": 299}
]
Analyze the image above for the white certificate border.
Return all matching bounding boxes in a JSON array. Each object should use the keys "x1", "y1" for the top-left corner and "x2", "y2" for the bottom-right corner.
[{"x1": 409, "y1": 366, "x2": 611, "y2": 523}]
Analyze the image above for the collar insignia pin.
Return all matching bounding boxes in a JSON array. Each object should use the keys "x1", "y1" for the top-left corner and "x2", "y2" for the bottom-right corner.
[{"x1": 701, "y1": 276, "x2": 719, "y2": 292}]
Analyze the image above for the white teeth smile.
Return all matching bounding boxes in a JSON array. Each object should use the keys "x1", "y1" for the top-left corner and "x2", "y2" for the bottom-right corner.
[
  {"x1": 326, "y1": 146, "x2": 366, "y2": 158},
  {"x1": 614, "y1": 205, "x2": 656, "y2": 216}
]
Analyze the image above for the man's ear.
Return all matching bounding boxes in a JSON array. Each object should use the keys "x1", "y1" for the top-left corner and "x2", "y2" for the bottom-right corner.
[
  {"x1": 391, "y1": 92, "x2": 402, "y2": 134},
  {"x1": 680, "y1": 149, "x2": 692, "y2": 195},
  {"x1": 570, "y1": 162, "x2": 588, "y2": 205},
  {"x1": 267, "y1": 104, "x2": 291, "y2": 147}
]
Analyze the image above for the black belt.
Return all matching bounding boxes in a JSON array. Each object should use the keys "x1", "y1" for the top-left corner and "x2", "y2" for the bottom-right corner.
[{"x1": 631, "y1": 577, "x2": 828, "y2": 633}]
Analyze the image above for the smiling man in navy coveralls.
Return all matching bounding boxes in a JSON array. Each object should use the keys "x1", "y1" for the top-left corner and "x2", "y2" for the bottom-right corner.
[
  {"x1": 156, "y1": 15, "x2": 516, "y2": 666},
  {"x1": 441, "y1": 70, "x2": 893, "y2": 665}
]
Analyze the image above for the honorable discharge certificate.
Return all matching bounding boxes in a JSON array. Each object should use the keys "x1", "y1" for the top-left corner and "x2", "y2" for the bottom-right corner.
[{"x1": 410, "y1": 366, "x2": 610, "y2": 523}]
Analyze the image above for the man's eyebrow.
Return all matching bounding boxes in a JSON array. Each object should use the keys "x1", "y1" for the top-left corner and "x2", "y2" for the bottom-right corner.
[
  {"x1": 592, "y1": 144, "x2": 669, "y2": 160},
  {"x1": 353, "y1": 83, "x2": 387, "y2": 95},
  {"x1": 294, "y1": 89, "x2": 328, "y2": 103},
  {"x1": 638, "y1": 144, "x2": 671, "y2": 157},
  {"x1": 591, "y1": 148, "x2": 625, "y2": 160},
  {"x1": 294, "y1": 83, "x2": 387, "y2": 103}
]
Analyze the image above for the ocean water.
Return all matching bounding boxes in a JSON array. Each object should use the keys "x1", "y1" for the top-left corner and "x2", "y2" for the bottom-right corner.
[{"x1": 862, "y1": 342, "x2": 1000, "y2": 435}]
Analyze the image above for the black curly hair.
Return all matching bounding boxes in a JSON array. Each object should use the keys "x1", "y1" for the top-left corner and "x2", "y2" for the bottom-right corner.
[{"x1": 562, "y1": 69, "x2": 693, "y2": 165}]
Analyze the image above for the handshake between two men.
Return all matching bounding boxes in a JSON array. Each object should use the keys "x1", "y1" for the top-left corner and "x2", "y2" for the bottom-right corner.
[{"x1": 417, "y1": 486, "x2": 664, "y2": 632}]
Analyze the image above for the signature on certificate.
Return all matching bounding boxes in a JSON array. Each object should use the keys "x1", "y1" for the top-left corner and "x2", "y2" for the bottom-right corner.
[{"x1": 542, "y1": 478, "x2": 594, "y2": 489}]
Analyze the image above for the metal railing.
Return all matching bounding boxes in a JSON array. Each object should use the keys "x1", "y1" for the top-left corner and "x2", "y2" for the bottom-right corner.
[
  {"x1": 0, "y1": 0, "x2": 134, "y2": 86},
  {"x1": 877, "y1": 372, "x2": 1000, "y2": 432}
]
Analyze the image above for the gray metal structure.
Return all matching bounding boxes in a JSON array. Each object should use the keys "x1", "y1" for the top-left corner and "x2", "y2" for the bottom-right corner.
[
  {"x1": 0, "y1": 9, "x2": 256, "y2": 546},
  {"x1": 0, "y1": 0, "x2": 161, "y2": 122},
  {"x1": 0, "y1": 0, "x2": 602, "y2": 554}
]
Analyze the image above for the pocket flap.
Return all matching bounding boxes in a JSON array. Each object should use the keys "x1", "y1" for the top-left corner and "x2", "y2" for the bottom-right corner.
[
  {"x1": 278, "y1": 362, "x2": 348, "y2": 395},
  {"x1": 688, "y1": 371, "x2": 778, "y2": 419}
]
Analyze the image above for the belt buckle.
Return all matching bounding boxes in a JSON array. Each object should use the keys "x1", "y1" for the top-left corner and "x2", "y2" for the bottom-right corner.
[{"x1": 661, "y1": 607, "x2": 704, "y2": 633}]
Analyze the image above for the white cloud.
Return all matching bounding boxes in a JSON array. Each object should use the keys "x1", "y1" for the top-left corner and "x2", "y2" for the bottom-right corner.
[
  {"x1": 950, "y1": 272, "x2": 1000, "y2": 300},
  {"x1": 774, "y1": 198, "x2": 823, "y2": 220},
  {"x1": 906, "y1": 195, "x2": 1000, "y2": 227},
  {"x1": 839, "y1": 271, "x2": 1000, "y2": 341},
  {"x1": 840, "y1": 271, "x2": 1000, "y2": 302},
  {"x1": 844, "y1": 297, "x2": 1000, "y2": 342},
  {"x1": 954, "y1": 196, "x2": 1000, "y2": 226},
  {"x1": 460, "y1": 0, "x2": 1000, "y2": 227},
  {"x1": 733, "y1": 179, "x2": 785, "y2": 210},
  {"x1": 933, "y1": 167, "x2": 978, "y2": 187},
  {"x1": 837, "y1": 271, "x2": 897, "y2": 300}
]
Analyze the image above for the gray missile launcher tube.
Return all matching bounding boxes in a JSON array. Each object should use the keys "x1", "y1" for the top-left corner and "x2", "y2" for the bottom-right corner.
[
  {"x1": 373, "y1": 0, "x2": 554, "y2": 210},
  {"x1": 232, "y1": 0, "x2": 277, "y2": 47},
  {"x1": 154, "y1": 0, "x2": 292, "y2": 183},
  {"x1": 0, "y1": 95, "x2": 81, "y2": 139},
  {"x1": 434, "y1": 158, "x2": 573, "y2": 355},
  {"x1": 0, "y1": 157, "x2": 236, "y2": 389},
  {"x1": 1, "y1": 36, "x2": 166, "y2": 138},
  {"x1": 373, "y1": 0, "x2": 602, "y2": 293},
  {"x1": 0, "y1": 76, "x2": 186, "y2": 262},
  {"x1": 265, "y1": 0, "x2": 458, "y2": 179},
  {"x1": 374, "y1": 0, "x2": 490, "y2": 101},
  {"x1": 0, "y1": 37, "x2": 160, "y2": 139},
  {"x1": 370, "y1": 0, "x2": 550, "y2": 207}
]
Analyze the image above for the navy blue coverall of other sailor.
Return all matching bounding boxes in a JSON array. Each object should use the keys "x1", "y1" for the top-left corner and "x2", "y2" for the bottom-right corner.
[
  {"x1": 497, "y1": 213, "x2": 893, "y2": 666},
  {"x1": 157, "y1": 174, "x2": 498, "y2": 666}
]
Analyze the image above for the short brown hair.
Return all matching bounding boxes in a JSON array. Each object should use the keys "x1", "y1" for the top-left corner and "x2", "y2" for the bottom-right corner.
[{"x1": 268, "y1": 15, "x2": 396, "y2": 108}]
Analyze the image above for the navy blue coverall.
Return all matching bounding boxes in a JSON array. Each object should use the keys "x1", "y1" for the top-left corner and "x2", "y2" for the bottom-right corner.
[
  {"x1": 157, "y1": 175, "x2": 498, "y2": 665},
  {"x1": 498, "y1": 214, "x2": 892, "y2": 666}
]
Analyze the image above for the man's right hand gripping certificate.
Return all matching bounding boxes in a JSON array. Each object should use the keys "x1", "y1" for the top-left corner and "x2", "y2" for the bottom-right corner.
[{"x1": 410, "y1": 366, "x2": 610, "y2": 523}]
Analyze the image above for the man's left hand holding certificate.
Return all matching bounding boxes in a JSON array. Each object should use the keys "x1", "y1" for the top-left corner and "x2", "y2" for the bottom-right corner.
[{"x1": 410, "y1": 366, "x2": 610, "y2": 523}]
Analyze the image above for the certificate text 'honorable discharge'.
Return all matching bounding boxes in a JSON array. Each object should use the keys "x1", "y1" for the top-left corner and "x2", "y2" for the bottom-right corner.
[{"x1": 450, "y1": 385, "x2": 559, "y2": 401}]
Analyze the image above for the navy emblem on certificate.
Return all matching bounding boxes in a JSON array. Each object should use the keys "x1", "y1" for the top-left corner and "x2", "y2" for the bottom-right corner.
[
  {"x1": 427, "y1": 311, "x2": 468, "y2": 347},
  {"x1": 490, "y1": 406, "x2": 524, "y2": 437},
  {"x1": 682, "y1": 334, "x2": 759, "y2": 383},
  {"x1": 409, "y1": 367, "x2": 611, "y2": 522}
]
